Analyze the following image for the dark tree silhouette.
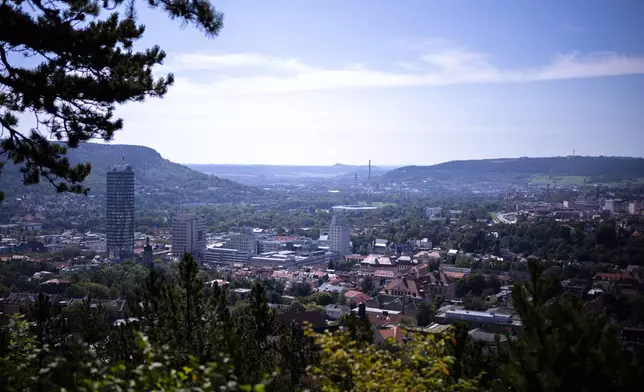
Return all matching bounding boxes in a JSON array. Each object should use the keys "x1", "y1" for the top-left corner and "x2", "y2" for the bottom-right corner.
[{"x1": 0, "y1": 0, "x2": 223, "y2": 201}]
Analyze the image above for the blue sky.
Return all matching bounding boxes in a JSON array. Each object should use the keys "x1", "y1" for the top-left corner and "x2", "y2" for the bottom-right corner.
[{"x1": 109, "y1": 0, "x2": 644, "y2": 165}]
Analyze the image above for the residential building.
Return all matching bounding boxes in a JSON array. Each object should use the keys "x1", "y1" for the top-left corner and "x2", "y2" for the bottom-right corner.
[
  {"x1": 274, "y1": 310, "x2": 328, "y2": 332},
  {"x1": 418, "y1": 270, "x2": 457, "y2": 300},
  {"x1": 372, "y1": 269, "x2": 396, "y2": 287},
  {"x1": 317, "y1": 232, "x2": 329, "y2": 247},
  {"x1": 375, "y1": 326, "x2": 408, "y2": 345},
  {"x1": 328, "y1": 215, "x2": 351, "y2": 256},
  {"x1": 324, "y1": 304, "x2": 350, "y2": 320},
  {"x1": 171, "y1": 214, "x2": 207, "y2": 259},
  {"x1": 344, "y1": 290, "x2": 372, "y2": 304},
  {"x1": 373, "y1": 238, "x2": 389, "y2": 254},
  {"x1": 604, "y1": 199, "x2": 626, "y2": 214},
  {"x1": 106, "y1": 164, "x2": 135, "y2": 260},
  {"x1": 318, "y1": 282, "x2": 346, "y2": 293},
  {"x1": 415, "y1": 250, "x2": 441, "y2": 263},
  {"x1": 425, "y1": 207, "x2": 442, "y2": 218},
  {"x1": 381, "y1": 277, "x2": 420, "y2": 298},
  {"x1": 351, "y1": 307, "x2": 403, "y2": 327},
  {"x1": 629, "y1": 202, "x2": 642, "y2": 215}
]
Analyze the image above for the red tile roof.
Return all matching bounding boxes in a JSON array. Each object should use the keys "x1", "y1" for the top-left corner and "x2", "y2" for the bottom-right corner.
[
  {"x1": 419, "y1": 271, "x2": 454, "y2": 287},
  {"x1": 443, "y1": 271, "x2": 466, "y2": 280},
  {"x1": 344, "y1": 290, "x2": 372, "y2": 303},
  {"x1": 381, "y1": 278, "x2": 420, "y2": 297},
  {"x1": 594, "y1": 272, "x2": 625, "y2": 281},
  {"x1": 378, "y1": 326, "x2": 408, "y2": 343},
  {"x1": 275, "y1": 310, "x2": 326, "y2": 328}
]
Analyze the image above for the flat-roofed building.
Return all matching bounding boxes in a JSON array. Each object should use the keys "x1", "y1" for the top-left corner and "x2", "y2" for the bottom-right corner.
[
  {"x1": 172, "y1": 214, "x2": 207, "y2": 260},
  {"x1": 106, "y1": 164, "x2": 135, "y2": 260}
]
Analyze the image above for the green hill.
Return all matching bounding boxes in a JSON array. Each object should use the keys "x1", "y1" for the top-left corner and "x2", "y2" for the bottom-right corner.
[
  {"x1": 382, "y1": 156, "x2": 644, "y2": 184},
  {"x1": 0, "y1": 143, "x2": 259, "y2": 203}
]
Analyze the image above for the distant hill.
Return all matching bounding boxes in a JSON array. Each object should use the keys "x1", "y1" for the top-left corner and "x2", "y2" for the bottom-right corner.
[
  {"x1": 187, "y1": 163, "x2": 394, "y2": 186},
  {"x1": 0, "y1": 143, "x2": 257, "y2": 203},
  {"x1": 382, "y1": 156, "x2": 644, "y2": 184}
]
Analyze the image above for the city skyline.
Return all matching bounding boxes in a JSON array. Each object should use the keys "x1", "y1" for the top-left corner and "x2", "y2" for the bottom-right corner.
[{"x1": 106, "y1": 1, "x2": 643, "y2": 166}]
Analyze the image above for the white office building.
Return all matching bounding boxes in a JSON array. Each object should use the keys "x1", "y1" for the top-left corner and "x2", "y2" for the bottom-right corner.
[
  {"x1": 629, "y1": 202, "x2": 641, "y2": 215},
  {"x1": 226, "y1": 227, "x2": 258, "y2": 254},
  {"x1": 172, "y1": 214, "x2": 207, "y2": 259},
  {"x1": 328, "y1": 215, "x2": 351, "y2": 256},
  {"x1": 425, "y1": 207, "x2": 442, "y2": 219}
]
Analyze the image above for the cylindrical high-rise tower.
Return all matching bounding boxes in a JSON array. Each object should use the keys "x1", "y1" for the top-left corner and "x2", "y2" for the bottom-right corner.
[{"x1": 106, "y1": 164, "x2": 135, "y2": 260}]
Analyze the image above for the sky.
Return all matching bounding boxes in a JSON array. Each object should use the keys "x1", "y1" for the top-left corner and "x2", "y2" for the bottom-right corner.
[{"x1": 108, "y1": 0, "x2": 644, "y2": 166}]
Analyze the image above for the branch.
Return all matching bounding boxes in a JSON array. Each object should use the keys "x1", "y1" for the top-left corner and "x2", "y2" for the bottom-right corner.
[{"x1": 0, "y1": 45, "x2": 17, "y2": 77}]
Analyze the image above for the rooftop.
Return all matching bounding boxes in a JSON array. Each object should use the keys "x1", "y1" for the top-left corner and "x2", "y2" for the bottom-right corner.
[
  {"x1": 439, "y1": 308, "x2": 518, "y2": 325},
  {"x1": 332, "y1": 205, "x2": 378, "y2": 211}
]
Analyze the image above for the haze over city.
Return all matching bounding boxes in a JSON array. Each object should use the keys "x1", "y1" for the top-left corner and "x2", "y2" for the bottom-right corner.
[{"x1": 105, "y1": 0, "x2": 644, "y2": 166}]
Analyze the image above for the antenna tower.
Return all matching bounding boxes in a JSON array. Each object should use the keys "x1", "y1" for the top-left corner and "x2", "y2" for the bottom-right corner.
[{"x1": 368, "y1": 160, "x2": 372, "y2": 205}]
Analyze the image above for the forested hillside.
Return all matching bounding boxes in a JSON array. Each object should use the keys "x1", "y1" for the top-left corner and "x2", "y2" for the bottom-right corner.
[
  {"x1": 0, "y1": 143, "x2": 261, "y2": 203},
  {"x1": 383, "y1": 156, "x2": 644, "y2": 183}
]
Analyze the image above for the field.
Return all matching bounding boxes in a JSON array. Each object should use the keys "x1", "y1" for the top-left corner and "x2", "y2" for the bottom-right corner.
[
  {"x1": 370, "y1": 202, "x2": 395, "y2": 208},
  {"x1": 529, "y1": 176, "x2": 589, "y2": 185},
  {"x1": 530, "y1": 176, "x2": 644, "y2": 186}
]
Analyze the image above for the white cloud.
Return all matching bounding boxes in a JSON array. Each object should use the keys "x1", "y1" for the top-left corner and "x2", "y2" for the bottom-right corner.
[
  {"x1": 158, "y1": 47, "x2": 644, "y2": 96},
  {"x1": 112, "y1": 44, "x2": 644, "y2": 165},
  {"x1": 167, "y1": 53, "x2": 312, "y2": 73}
]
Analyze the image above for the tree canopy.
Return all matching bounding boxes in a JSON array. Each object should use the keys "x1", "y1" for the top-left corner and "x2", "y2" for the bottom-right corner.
[{"x1": 0, "y1": 0, "x2": 224, "y2": 201}]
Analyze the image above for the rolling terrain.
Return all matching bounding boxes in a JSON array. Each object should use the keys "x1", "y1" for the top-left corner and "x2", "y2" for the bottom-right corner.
[
  {"x1": 382, "y1": 156, "x2": 644, "y2": 185},
  {"x1": 0, "y1": 143, "x2": 259, "y2": 203},
  {"x1": 187, "y1": 163, "x2": 395, "y2": 186}
]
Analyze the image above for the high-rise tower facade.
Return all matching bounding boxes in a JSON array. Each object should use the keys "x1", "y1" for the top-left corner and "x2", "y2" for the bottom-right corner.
[
  {"x1": 328, "y1": 215, "x2": 351, "y2": 256},
  {"x1": 106, "y1": 164, "x2": 135, "y2": 260},
  {"x1": 172, "y1": 214, "x2": 207, "y2": 260}
]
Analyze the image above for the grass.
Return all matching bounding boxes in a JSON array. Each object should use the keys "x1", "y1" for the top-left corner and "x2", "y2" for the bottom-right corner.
[
  {"x1": 530, "y1": 176, "x2": 644, "y2": 187},
  {"x1": 371, "y1": 202, "x2": 395, "y2": 208},
  {"x1": 529, "y1": 176, "x2": 590, "y2": 185}
]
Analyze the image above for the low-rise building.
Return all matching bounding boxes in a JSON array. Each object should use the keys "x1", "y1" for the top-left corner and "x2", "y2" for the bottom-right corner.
[
  {"x1": 434, "y1": 305, "x2": 521, "y2": 335},
  {"x1": 324, "y1": 304, "x2": 350, "y2": 320},
  {"x1": 203, "y1": 247, "x2": 252, "y2": 265},
  {"x1": 418, "y1": 270, "x2": 457, "y2": 300},
  {"x1": 381, "y1": 277, "x2": 420, "y2": 298},
  {"x1": 344, "y1": 290, "x2": 372, "y2": 304},
  {"x1": 425, "y1": 207, "x2": 442, "y2": 219}
]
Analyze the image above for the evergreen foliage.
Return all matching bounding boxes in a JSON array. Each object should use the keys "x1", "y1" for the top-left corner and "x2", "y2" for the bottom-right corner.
[
  {"x1": 0, "y1": 0, "x2": 223, "y2": 201},
  {"x1": 1, "y1": 256, "x2": 643, "y2": 391}
]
